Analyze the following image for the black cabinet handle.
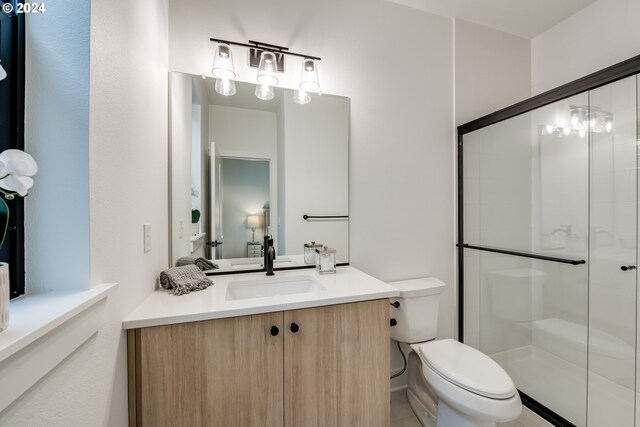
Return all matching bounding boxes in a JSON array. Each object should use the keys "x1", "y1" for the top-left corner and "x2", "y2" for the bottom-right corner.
[
  {"x1": 621, "y1": 265, "x2": 636, "y2": 271},
  {"x1": 270, "y1": 326, "x2": 279, "y2": 336},
  {"x1": 390, "y1": 301, "x2": 400, "y2": 308},
  {"x1": 290, "y1": 323, "x2": 299, "y2": 333}
]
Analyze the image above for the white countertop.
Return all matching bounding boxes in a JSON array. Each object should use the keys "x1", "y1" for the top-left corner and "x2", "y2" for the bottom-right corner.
[{"x1": 123, "y1": 266, "x2": 398, "y2": 329}]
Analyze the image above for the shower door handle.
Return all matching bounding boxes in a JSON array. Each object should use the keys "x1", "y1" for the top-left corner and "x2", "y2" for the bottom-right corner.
[{"x1": 620, "y1": 265, "x2": 636, "y2": 271}]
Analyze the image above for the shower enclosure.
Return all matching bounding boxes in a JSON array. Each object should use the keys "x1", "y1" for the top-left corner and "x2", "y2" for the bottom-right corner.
[{"x1": 458, "y1": 56, "x2": 640, "y2": 427}]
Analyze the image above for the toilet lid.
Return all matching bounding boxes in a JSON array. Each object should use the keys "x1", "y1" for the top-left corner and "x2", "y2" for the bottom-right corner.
[{"x1": 417, "y1": 339, "x2": 516, "y2": 400}]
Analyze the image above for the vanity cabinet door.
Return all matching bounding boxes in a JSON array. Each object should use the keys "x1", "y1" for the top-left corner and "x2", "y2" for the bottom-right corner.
[
  {"x1": 283, "y1": 299, "x2": 390, "y2": 427},
  {"x1": 132, "y1": 312, "x2": 284, "y2": 427}
]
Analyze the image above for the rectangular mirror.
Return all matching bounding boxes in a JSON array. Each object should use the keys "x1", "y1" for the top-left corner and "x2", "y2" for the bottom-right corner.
[{"x1": 169, "y1": 72, "x2": 349, "y2": 273}]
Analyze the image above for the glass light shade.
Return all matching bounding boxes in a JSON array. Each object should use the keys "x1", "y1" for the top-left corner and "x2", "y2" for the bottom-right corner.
[
  {"x1": 571, "y1": 112, "x2": 579, "y2": 127},
  {"x1": 299, "y1": 58, "x2": 320, "y2": 92},
  {"x1": 0, "y1": 63, "x2": 6, "y2": 81},
  {"x1": 247, "y1": 215, "x2": 260, "y2": 229},
  {"x1": 257, "y1": 51, "x2": 278, "y2": 85},
  {"x1": 214, "y1": 78, "x2": 236, "y2": 96},
  {"x1": 211, "y1": 43, "x2": 236, "y2": 79},
  {"x1": 255, "y1": 84, "x2": 274, "y2": 101},
  {"x1": 605, "y1": 117, "x2": 613, "y2": 133},
  {"x1": 292, "y1": 89, "x2": 311, "y2": 105}
]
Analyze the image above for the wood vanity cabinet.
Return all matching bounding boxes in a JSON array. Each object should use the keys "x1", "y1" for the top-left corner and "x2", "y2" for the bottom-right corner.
[{"x1": 127, "y1": 299, "x2": 390, "y2": 427}]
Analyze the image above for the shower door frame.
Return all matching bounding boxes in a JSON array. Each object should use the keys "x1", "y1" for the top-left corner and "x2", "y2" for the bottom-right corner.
[{"x1": 457, "y1": 53, "x2": 640, "y2": 427}]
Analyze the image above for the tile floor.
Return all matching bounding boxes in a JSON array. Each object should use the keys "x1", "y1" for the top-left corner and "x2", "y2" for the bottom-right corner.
[{"x1": 390, "y1": 389, "x2": 553, "y2": 427}]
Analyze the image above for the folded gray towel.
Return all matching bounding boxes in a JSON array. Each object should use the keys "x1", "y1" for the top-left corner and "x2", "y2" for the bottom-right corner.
[
  {"x1": 176, "y1": 256, "x2": 219, "y2": 271},
  {"x1": 159, "y1": 265, "x2": 213, "y2": 296}
]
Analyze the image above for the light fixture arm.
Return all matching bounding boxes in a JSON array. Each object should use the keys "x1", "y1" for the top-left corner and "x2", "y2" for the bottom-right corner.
[{"x1": 209, "y1": 38, "x2": 321, "y2": 61}]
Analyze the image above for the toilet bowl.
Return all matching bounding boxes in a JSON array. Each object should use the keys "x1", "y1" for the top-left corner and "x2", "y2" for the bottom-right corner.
[{"x1": 389, "y1": 278, "x2": 522, "y2": 427}]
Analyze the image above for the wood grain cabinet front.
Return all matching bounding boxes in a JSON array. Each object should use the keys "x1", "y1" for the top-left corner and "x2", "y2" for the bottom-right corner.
[{"x1": 128, "y1": 299, "x2": 389, "y2": 427}]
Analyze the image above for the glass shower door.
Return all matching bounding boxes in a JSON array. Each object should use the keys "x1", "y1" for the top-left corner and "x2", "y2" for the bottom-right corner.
[
  {"x1": 587, "y1": 76, "x2": 637, "y2": 426},
  {"x1": 462, "y1": 92, "x2": 590, "y2": 426}
]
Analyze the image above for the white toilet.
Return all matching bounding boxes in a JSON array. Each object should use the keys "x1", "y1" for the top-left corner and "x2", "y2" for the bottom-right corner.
[{"x1": 389, "y1": 277, "x2": 522, "y2": 427}]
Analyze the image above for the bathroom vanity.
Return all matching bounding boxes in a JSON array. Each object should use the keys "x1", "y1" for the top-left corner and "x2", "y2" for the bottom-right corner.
[{"x1": 123, "y1": 267, "x2": 398, "y2": 427}]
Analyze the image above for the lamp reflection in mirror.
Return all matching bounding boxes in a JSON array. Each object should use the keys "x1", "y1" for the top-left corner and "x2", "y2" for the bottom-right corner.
[
  {"x1": 247, "y1": 215, "x2": 260, "y2": 242},
  {"x1": 257, "y1": 51, "x2": 278, "y2": 85},
  {"x1": 292, "y1": 89, "x2": 311, "y2": 105},
  {"x1": 0, "y1": 63, "x2": 5, "y2": 81},
  {"x1": 255, "y1": 83, "x2": 274, "y2": 101},
  {"x1": 215, "y1": 78, "x2": 236, "y2": 96},
  {"x1": 211, "y1": 43, "x2": 236, "y2": 79}
]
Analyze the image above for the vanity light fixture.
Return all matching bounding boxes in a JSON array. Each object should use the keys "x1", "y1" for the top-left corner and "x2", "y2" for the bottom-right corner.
[
  {"x1": 211, "y1": 42, "x2": 237, "y2": 96},
  {"x1": 257, "y1": 51, "x2": 279, "y2": 85},
  {"x1": 255, "y1": 51, "x2": 277, "y2": 101},
  {"x1": 299, "y1": 58, "x2": 320, "y2": 92},
  {"x1": 542, "y1": 106, "x2": 614, "y2": 139},
  {"x1": 211, "y1": 43, "x2": 236, "y2": 79},
  {"x1": 209, "y1": 38, "x2": 322, "y2": 102},
  {"x1": 293, "y1": 58, "x2": 320, "y2": 105}
]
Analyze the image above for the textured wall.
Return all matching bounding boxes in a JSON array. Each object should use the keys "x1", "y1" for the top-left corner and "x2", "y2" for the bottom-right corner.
[
  {"x1": 168, "y1": 0, "x2": 456, "y2": 340},
  {"x1": 455, "y1": 18, "x2": 531, "y2": 126},
  {"x1": 0, "y1": 0, "x2": 169, "y2": 425},
  {"x1": 532, "y1": 0, "x2": 640, "y2": 94}
]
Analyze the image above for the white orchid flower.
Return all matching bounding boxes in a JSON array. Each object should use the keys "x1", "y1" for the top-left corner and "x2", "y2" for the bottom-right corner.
[{"x1": 0, "y1": 149, "x2": 38, "y2": 197}]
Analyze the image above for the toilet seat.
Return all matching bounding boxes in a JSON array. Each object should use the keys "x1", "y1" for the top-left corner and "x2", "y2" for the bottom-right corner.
[
  {"x1": 417, "y1": 339, "x2": 516, "y2": 399},
  {"x1": 415, "y1": 339, "x2": 522, "y2": 423}
]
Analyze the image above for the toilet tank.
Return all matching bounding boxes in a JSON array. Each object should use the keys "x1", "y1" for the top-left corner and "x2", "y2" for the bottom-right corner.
[{"x1": 388, "y1": 277, "x2": 445, "y2": 343}]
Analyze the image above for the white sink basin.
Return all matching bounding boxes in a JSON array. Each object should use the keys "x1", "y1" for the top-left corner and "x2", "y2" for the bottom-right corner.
[{"x1": 225, "y1": 275, "x2": 326, "y2": 300}]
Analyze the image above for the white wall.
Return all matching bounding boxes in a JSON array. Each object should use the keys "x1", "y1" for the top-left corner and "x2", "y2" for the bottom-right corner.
[
  {"x1": 170, "y1": 0, "x2": 456, "y2": 340},
  {"x1": 531, "y1": 0, "x2": 640, "y2": 95},
  {"x1": 209, "y1": 105, "x2": 278, "y2": 252},
  {"x1": 276, "y1": 95, "x2": 287, "y2": 254},
  {"x1": 0, "y1": 0, "x2": 169, "y2": 425},
  {"x1": 1, "y1": 1, "x2": 542, "y2": 424},
  {"x1": 192, "y1": 77, "x2": 210, "y2": 256},
  {"x1": 282, "y1": 94, "x2": 349, "y2": 260},
  {"x1": 170, "y1": 73, "x2": 193, "y2": 264},
  {"x1": 191, "y1": 103, "x2": 202, "y2": 213},
  {"x1": 455, "y1": 18, "x2": 531, "y2": 125}
]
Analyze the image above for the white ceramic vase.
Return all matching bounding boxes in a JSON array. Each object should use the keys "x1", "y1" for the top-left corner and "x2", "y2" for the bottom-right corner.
[{"x1": 0, "y1": 263, "x2": 8, "y2": 332}]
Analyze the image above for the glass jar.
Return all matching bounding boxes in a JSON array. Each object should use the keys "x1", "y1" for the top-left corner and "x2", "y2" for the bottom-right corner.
[
  {"x1": 304, "y1": 241, "x2": 323, "y2": 264},
  {"x1": 315, "y1": 246, "x2": 336, "y2": 274}
]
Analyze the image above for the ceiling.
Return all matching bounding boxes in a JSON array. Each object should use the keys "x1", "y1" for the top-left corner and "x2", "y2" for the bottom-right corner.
[{"x1": 387, "y1": 0, "x2": 597, "y2": 39}]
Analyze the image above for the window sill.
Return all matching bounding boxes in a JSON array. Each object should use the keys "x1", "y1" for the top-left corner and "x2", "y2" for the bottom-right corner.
[{"x1": 0, "y1": 283, "x2": 117, "y2": 412}]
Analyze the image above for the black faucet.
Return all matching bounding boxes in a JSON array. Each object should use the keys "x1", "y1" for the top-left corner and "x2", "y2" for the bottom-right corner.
[{"x1": 264, "y1": 235, "x2": 275, "y2": 276}]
